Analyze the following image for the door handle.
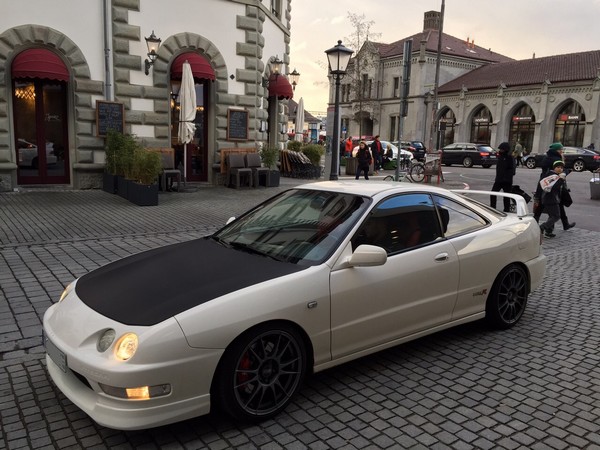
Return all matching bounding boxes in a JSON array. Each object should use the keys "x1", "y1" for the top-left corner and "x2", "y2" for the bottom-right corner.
[{"x1": 434, "y1": 252, "x2": 449, "y2": 262}]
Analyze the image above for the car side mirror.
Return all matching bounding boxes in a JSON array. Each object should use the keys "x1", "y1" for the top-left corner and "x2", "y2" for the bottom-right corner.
[{"x1": 348, "y1": 245, "x2": 387, "y2": 267}]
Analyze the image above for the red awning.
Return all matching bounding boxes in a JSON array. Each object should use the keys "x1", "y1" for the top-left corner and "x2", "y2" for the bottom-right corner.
[
  {"x1": 12, "y1": 49, "x2": 69, "y2": 81},
  {"x1": 171, "y1": 52, "x2": 215, "y2": 81},
  {"x1": 268, "y1": 73, "x2": 293, "y2": 99}
]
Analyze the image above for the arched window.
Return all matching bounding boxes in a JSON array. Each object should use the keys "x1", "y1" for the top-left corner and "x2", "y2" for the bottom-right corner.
[
  {"x1": 470, "y1": 106, "x2": 492, "y2": 144},
  {"x1": 509, "y1": 104, "x2": 535, "y2": 155},
  {"x1": 554, "y1": 101, "x2": 585, "y2": 147},
  {"x1": 438, "y1": 108, "x2": 456, "y2": 147}
]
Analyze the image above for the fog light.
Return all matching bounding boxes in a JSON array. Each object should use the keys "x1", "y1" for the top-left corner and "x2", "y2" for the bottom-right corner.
[
  {"x1": 99, "y1": 383, "x2": 171, "y2": 399},
  {"x1": 97, "y1": 329, "x2": 116, "y2": 353}
]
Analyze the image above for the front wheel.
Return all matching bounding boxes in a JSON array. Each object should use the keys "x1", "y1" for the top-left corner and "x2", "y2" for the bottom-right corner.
[
  {"x1": 213, "y1": 324, "x2": 307, "y2": 421},
  {"x1": 485, "y1": 264, "x2": 528, "y2": 329},
  {"x1": 409, "y1": 163, "x2": 425, "y2": 183},
  {"x1": 525, "y1": 158, "x2": 537, "y2": 169},
  {"x1": 462, "y1": 157, "x2": 473, "y2": 168}
]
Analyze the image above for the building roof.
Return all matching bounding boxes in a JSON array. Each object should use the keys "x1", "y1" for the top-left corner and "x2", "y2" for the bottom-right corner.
[
  {"x1": 373, "y1": 30, "x2": 513, "y2": 64},
  {"x1": 438, "y1": 50, "x2": 600, "y2": 93},
  {"x1": 288, "y1": 98, "x2": 319, "y2": 123}
]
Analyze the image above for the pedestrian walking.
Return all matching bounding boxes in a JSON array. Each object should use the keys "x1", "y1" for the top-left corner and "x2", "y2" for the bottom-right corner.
[
  {"x1": 513, "y1": 141, "x2": 524, "y2": 166},
  {"x1": 345, "y1": 137, "x2": 353, "y2": 157},
  {"x1": 370, "y1": 135, "x2": 383, "y2": 174},
  {"x1": 490, "y1": 142, "x2": 514, "y2": 212},
  {"x1": 533, "y1": 142, "x2": 575, "y2": 229},
  {"x1": 539, "y1": 160, "x2": 568, "y2": 238},
  {"x1": 355, "y1": 141, "x2": 372, "y2": 180}
]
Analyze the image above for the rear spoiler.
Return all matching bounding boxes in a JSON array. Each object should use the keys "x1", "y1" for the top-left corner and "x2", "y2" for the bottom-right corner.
[{"x1": 450, "y1": 189, "x2": 530, "y2": 218}]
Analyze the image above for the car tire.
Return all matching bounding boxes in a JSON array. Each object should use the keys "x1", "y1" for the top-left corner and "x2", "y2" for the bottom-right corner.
[
  {"x1": 525, "y1": 158, "x2": 537, "y2": 169},
  {"x1": 572, "y1": 160, "x2": 585, "y2": 172},
  {"x1": 462, "y1": 157, "x2": 473, "y2": 168},
  {"x1": 485, "y1": 264, "x2": 528, "y2": 330},
  {"x1": 213, "y1": 323, "x2": 307, "y2": 422}
]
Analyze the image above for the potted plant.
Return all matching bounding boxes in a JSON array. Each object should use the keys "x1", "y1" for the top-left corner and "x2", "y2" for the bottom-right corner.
[
  {"x1": 301, "y1": 144, "x2": 325, "y2": 178},
  {"x1": 127, "y1": 149, "x2": 162, "y2": 206},
  {"x1": 259, "y1": 145, "x2": 280, "y2": 187},
  {"x1": 103, "y1": 130, "x2": 122, "y2": 194},
  {"x1": 111, "y1": 132, "x2": 138, "y2": 199}
]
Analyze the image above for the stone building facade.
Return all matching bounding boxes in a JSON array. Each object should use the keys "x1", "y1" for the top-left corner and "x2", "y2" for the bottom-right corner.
[
  {"x1": 330, "y1": 11, "x2": 600, "y2": 155},
  {"x1": 0, "y1": 0, "x2": 294, "y2": 190}
]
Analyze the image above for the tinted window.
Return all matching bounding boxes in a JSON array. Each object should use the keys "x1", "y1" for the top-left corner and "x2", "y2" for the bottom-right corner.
[
  {"x1": 352, "y1": 193, "x2": 441, "y2": 254},
  {"x1": 432, "y1": 195, "x2": 487, "y2": 237},
  {"x1": 478, "y1": 145, "x2": 494, "y2": 153}
]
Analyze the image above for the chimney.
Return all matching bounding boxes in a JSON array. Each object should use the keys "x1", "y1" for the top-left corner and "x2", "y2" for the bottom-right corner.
[{"x1": 423, "y1": 11, "x2": 441, "y2": 31}]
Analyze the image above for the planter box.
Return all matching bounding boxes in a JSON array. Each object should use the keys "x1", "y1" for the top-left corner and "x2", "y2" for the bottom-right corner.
[
  {"x1": 128, "y1": 182, "x2": 159, "y2": 206},
  {"x1": 117, "y1": 176, "x2": 130, "y2": 200},
  {"x1": 102, "y1": 172, "x2": 118, "y2": 194},
  {"x1": 268, "y1": 170, "x2": 280, "y2": 187}
]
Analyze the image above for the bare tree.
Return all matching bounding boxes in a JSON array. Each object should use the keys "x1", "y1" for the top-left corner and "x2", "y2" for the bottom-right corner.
[{"x1": 344, "y1": 12, "x2": 382, "y2": 138}]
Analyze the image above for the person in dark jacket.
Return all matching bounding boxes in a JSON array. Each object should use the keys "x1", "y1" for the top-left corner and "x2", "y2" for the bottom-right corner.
[
  {"x1": 490, "y1": 142, "x2": 514, "y2": 212},
  {"x1": 533, "y1": 142, "x2": 575, "y2": 229},
  {"x1": 539, "y1": 160, "x2": 567, "y2": 238},
  {"x1": 355, "y1": 141, "x2": 372, "y2": 180},
  {"x1": 370, "y1": 136, "x2": 383, "y2": 173}
]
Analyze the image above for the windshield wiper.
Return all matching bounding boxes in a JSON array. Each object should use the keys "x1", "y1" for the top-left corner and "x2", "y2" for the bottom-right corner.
[
  {"x1": 229, "y1": 241, "x2": 284, "y2": 262},
  {"x1": 210, "y1": 235, "x2": 231, "y2": 248}
]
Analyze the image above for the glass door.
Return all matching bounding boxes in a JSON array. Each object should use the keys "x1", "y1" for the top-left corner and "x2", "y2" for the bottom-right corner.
[{"x1": 14, "y1": 79, "x2": 69, "y2": 184}]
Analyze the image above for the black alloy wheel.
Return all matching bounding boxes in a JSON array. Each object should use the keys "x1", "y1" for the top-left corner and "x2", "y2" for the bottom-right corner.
[
  {"x1": 485, "y1": 264, "x2": 528, "y2": 329},
  {"x1": 214, "y1": 324, "x2": 306, "y2": 421}
]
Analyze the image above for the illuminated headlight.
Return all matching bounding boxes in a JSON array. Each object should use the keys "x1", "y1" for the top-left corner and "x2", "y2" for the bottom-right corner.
[
  {"x1": 99, "y1": 383, "x2": 171, "y2": 400},
  {"x1": 97, "y1": 329, "x2": 116, "y2": 353},
  {"x1": 114, "y1": 333, "x2": 138, "y2": 361},
  {"x1": 58, "y1": 282, "x2": 74, "y2": 302}
]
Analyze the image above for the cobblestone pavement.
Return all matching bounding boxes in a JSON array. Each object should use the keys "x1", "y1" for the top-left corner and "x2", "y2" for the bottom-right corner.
[{"x1": 1, "y1": 178, "x2": 599, "y2": 450}]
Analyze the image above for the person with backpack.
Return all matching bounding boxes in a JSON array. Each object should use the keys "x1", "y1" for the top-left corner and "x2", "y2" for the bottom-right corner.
[{"x1": 354, "y1": 141, "x2": 372, "y2": 180}]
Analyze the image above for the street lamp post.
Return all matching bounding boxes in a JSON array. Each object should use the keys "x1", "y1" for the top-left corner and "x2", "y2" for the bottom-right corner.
[{"x1": 325, "y1": 40, "x2": 353, "y2": 181}]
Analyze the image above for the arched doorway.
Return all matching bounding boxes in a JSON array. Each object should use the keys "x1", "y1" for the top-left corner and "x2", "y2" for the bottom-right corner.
[
  {"x1": 12, "y1": 49, "x2": 70, "y2": 185},
  {"x1": 170, "y1": 53, "x2": 215, "y2": 182},
  {"x1": 509, "y1": 104, "x2": 535, "y2": 154},
  {"x1": 554, "y1": 101, "x2": 585, "y2": 147},
  {"x1": 438, "y1": 107, "x2": 456, "y2": 148},
  {"x1": 470, "y1": 106, "x2": 492, "y2": 144}
]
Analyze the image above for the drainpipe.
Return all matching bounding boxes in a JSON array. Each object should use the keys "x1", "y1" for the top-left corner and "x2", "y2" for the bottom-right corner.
[{"x1": 103, "y1": 0, "x2": 113, "y2": 100}]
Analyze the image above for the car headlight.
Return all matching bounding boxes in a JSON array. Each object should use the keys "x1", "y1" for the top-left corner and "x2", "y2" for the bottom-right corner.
[
  {"x1": 114, "y1": 333, "x2": 138, "y2": 361},
  {"x1": 58, "y1": 282, "x2": 74, "y2": 302}
]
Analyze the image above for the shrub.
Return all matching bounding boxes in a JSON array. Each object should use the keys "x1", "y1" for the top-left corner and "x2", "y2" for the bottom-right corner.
[
  {"x1": 287, "y1": 140, "x2": 302, "y2": 152},
  {"x1": 259, "y1": 146, "x2": 279, "y2": 169},
  {"x1": 131, "y1": 149, "x2": 162, "y2": 185},
  {"x1": 301, "y1": 144, "x2": 325, "y2": 166}
]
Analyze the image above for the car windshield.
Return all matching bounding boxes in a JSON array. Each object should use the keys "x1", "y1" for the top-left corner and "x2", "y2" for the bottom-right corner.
[{"x1": 212, "y1": 189, "x2": 370, "y2": 266}]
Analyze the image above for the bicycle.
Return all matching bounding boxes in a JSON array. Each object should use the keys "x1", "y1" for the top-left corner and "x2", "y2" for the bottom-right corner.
[{"x1": 382, "y1": 157, "x2": 413, "y2": 182}]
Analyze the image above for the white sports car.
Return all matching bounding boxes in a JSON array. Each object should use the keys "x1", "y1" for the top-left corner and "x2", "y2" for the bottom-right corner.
[{"x1": 43, "y1": 181, "x2": 546, "y2": 430}]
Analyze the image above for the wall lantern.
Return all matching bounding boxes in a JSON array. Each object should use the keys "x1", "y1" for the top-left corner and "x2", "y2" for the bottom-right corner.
[
  {"x1": 262, "y1": 55, "x2": 283, "y2": 87},
  {"x1": 289, "y1": 68, "x2": 300, "y2": 90},
  {"x1": 144, "y1": 30, "x2": 162, "y2": 75}
]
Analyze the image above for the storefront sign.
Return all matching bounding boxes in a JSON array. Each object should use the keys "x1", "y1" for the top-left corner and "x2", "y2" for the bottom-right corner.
[
  {"x1": 96, "y1": 101, "x2": 124, "y2": 137},
  {"x1": 559, "y1": 114, "x2": 581, "y2": 122},
  {"x1": 474, "y1": 117, "x2": 490, "y2": 123},
  {"x1": 227, "y1": 109, "x2": 249, "y2": 141},
  {"x1": 512, "y1": 116, "x2": 533, "y2": 122}
]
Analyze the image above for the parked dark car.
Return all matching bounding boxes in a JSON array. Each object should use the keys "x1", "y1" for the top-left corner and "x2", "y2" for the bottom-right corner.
[
  {"x1": 393, "y1": 140, "x2": 427, "y2": 161},
  {"x1": 524, "y1": 146, "x2": 600, "y2": 172},
  {"x1": 441, "y1": 143, "x2": 497, "y2": 168}
]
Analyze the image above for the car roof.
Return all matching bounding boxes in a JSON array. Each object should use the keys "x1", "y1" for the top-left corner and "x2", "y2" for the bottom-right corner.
[{"x1": 295, "y1": 180, "x2": 455, "y2": 198}]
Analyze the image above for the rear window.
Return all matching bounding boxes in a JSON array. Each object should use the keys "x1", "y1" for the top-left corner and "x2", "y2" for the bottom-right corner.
[
  {"x1": 411, "y1": 142, "x2": 424, "y2": 149},
  {"x1": 478, "y1": 146, "x2": 494, "y2": 153}
]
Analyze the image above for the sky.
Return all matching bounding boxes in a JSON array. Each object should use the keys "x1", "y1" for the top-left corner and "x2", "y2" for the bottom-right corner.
[{"x1": 289, "y1": 0, "x2": 600, "y2": 114}]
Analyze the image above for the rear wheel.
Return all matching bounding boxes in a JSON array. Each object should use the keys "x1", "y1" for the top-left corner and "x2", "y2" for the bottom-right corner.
[
  {"x1": 462, "y1": 157, "x2": 473, "y2": 168},
  {"x1": 485, "y1": 264, "x2": 528, "y2": 329},
  {"x1": 525, "y1": 158, "x2": 537, "y2": 169},
  {"x1": 572, "y1": 159, "x2": 585, "y2": 172},
  {"x1": 213, "y1": 324, "x2": 306, "y2": 421}
]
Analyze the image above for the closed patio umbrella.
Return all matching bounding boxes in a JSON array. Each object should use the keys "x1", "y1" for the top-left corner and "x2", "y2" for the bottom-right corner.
[
  {"x1": 295, "y1": 97, "x2": 304, "y2": 142},
  {"x1": 178, "y1": 61, "x2": 196, "y2": 183}
]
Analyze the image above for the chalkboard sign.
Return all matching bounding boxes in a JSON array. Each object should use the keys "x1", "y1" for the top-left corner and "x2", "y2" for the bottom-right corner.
[
  {"x1": 96, "y1": 101, "x2": 124, "y2": 137},
  {"x1": 227, "y1": 109, "x2": 249, "y2": 141}
]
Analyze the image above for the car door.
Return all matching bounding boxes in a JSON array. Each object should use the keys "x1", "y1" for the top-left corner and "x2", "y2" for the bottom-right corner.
[{"x1": 329, "y1": 193, "x2": 459, "y2": 359}]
